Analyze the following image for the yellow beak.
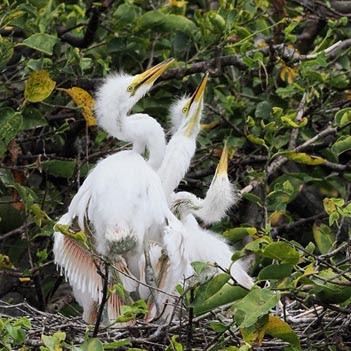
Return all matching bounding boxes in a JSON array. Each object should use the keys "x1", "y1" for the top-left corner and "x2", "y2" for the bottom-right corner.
[
  {"x1": 130, "y1": 58, "x2": 174, "y2": 91},
  {"x1": 192, "y1": 72, "x2": 209, "y2": 103},
  {"x1": 216, "y1": 141, "x2": 229, "y2": 176},
  {"x1": 183, "y1": 73, "x2": 209, "y2": 136}
]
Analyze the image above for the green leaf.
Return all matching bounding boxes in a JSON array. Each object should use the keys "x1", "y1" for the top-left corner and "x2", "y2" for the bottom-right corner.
[
  {"x1": 41, "y1": 331, "x2": 66, "y2": 351},
  {"x1": 194, "y1": 284, "x2": 248, "y2": 315},
  {"x1": 246, "y1": 134, "x2": 268, "y2": 148},
  {"x1": 22, "y1": 107, "x2": 48, "y2": 130},
  {"x1": 21, "y1": 33, "x2": 59, "y2": 55},
  {"x1": 255, "y1": 101, "x2": 272, "y2": 119},
  {"x1": 5, "y1": 324, "x2": 25, "y2": 345},
  {"x1": 258, "y1": 264, "x2": 293, "y2": 280},
  {"x1": 312, "y1": 269, "x2": 351, "y2": 303},
  {"x1": 284, "y1": 152, "x2": 326, "y2": 165},
  {"x1": 103, "y1": 339, "x2": 131, "y2": 349},
  {"x1": 165, "y1": 335, "x2": 184, "y2": 351},
  {"x1": 312, "y1": 222, "x2": 335, "y2": 255},
  {"x1": 138, "y1": 10, "x2": 165, "y2": 30},
  {"x1": 191, "y1": 261, "x2": 209, "y2": 275},
  {"x1": 0, "y1": 108, "x2": 23, "y2": 157},
  {"x1": 242, "y1": 192, "x2": 263, "y2": 207},
  {"x1": 223, "y1": 227, "x2": 257, "y2": 242},
  {"x1": 209, "y1": 321, "x2": 228, "y2": 333},
  {"x1": 193, "y1": 273, "x2": 230, "y2": 306},
  {"x1": 41, "y1": 160, "x2": 92, "y2": 178},
  {"x1": 331, "y1": 135, "x2": 351, "y2": 157},
  {"x1": 138, "y1": 11, "x2": 196, "y2": 35},
  {"x1": 262, "y1": 242, "x2": 300, "y2": 264},
  {"x1": 81, "y1": 338, "x2": 104, "y2": 351},
  {"x1": 335, "y1": 108, "x2": 351, "y2": 128},
  {"x1": 0, "y1": 36, "x2": 14, "y2": 70},
  {"x1": 163, "y1": 14, "x2": 197, "y2": 35},
  {"x1": 232, "y1": 287, "x2": 280, "y2": 328},
  {"x1": 114, "y1": 3, "x2": 141, "y2": 25},
  {"x1": 281, "y1": 115, "x2": 308, "y2": 128}
]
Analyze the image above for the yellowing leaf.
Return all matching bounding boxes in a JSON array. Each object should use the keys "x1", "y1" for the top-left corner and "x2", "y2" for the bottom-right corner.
[
  {"x1": 293, "y1": 262, "x2": 317, "y2": 287},
  {"x1": 24, "y1": 70, "x2": 56, "y2": 103},
  {"x1": 223, "y1": 227, "x2": 257, "y2": 242},
  {"x1": 0, "y1": 254, "x2": 14, "y2": 269},
  {"x1": 63, "y1": 87, "x2": 96, "y2": 126},
  {"x1": 169, "y1": 0, "x2": 187, "y2": 7},
  {"x1": 280, "y1": 65, "x2": 298, "y2": 84},
  {"x1": 19, "y1": 277, "x2": 31, "y2": 283},
  {"x1": 269, "y1": 211, "x2": 285, "y2": 227},
  {"x1": 264, "y1": 315, "x2": 300, "y2": 348},
  {"x1": 313, "y1": 222, "x2": 335, "y2": 254},
  {"x1": 246, "y1": 134, "x2": 268, "y2": 149},
  {"x1": 281, "y1": 115, "x2": 308, "y2": 128},
  {"x1": 201, "y1": 120, "x2": 220, "y2": 131},
  {"x1": 285, "y1": 152, "x2": 326, "y2": 165},
  {"x1": 323, "y1": 198, "x2": 336, "y2": 215}
]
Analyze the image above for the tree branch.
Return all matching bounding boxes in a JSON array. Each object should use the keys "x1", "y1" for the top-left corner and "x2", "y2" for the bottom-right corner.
[{"x1": 57, "y1": 8, "x2": 101, "y2": 49}]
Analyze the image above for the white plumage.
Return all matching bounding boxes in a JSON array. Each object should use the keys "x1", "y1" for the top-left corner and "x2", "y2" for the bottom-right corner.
[{"x1": 53, "y1": 65, "x2": 254, "y2": 325}]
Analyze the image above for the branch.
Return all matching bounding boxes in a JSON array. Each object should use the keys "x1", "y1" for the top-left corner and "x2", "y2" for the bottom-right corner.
[
  {"x1": 92, "y1": 261, "x2": 109, "y2": 337},
  {"x1": 57, "y1": 8, "x2": 101, "y2": 49},
  {"x1": 272, "y1": 212, "x2": 327, "y2": 236},
  {"x1": 0, "y1": 223, "x2": 29, "y2": 242},
  {"x1": 240, "y1": 125, "x2": 338, "y2": 197}
]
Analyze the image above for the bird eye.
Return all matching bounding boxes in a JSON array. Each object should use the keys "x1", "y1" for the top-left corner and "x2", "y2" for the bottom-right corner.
[
  {"x1": 127, "y1": 85, "x2": 134, "y2": 93},
  {"x1": 182, "y1": 107, "x2": 188, "y2": 113}
]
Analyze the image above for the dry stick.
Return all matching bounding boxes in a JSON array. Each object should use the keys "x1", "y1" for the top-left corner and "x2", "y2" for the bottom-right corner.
[{"x1": 92, "y1": 261, "x2": 109, "y2": 337}]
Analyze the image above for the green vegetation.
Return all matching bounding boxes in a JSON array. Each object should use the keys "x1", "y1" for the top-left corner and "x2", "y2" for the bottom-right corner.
[{"x1": 1, "y1": 0, "x2": 351, "y2": 349}]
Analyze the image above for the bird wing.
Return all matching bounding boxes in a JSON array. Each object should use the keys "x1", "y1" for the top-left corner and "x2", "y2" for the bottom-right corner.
[
  {"x1": 53, "y1": 216, "x2": 136, "y2": 323},
  {"x1": 184, "y1": 214, "x2": 254, "y2": 289}
]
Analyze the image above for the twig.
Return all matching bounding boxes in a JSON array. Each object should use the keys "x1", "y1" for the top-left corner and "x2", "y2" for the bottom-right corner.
[
  {"x1": 186, "y1": 288, "x2": 194, "y2": 351},
  {"x1": 92, "y1": 261, "x2": 109, "y2": 337},
  {"x1": 0, "y1": 223, "x2": 29, "y2": 242},
  {"x1": 57, "y1": 8, "x2": 101, "y2": 48},
  {"x1": 272, "y1": 212, "x2": 327, "y2": 236}
]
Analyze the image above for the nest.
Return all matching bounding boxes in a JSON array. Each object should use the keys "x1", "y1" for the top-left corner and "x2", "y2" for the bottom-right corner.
[{"x1": 1, "y1": 299, "x2": 351, "y2": 350}]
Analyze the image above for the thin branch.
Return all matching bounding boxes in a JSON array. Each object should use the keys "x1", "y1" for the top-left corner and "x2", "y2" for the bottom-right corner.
[
  {"x1": 0, "y1": 223, "x2": 29, "y2": 242},
  {"x1": 57, "y1": 8, "x2": 101, "y2": 49},
  {"x1": 92, "y1": 261, "x2": 109, "y2": 337}
]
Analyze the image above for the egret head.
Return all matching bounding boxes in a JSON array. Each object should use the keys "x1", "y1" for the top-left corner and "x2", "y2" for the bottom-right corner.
[
  {"x1": 95, "y1": 59, "x2": 174, "y2": 137},
  {"x1": 169, "y1": 73, "x2": 208, "y2": 136}
]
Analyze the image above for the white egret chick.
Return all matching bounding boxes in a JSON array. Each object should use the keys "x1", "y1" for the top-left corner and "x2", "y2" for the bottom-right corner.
[
  {"x1": 158, "y1": 73, "x2": 209, "y2": 199},
  {"x1": 172, "y1": 141, "x2": 238, "y2": 224},
  {"x1": 53, "y1": 59, "x2": 175, "y2": 323}
]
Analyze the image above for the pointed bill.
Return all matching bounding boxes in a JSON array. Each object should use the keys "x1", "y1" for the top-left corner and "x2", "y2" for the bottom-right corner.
[
  {"x1": 216, "y1": 141, "x2": 229, "y2": 176},
  {"x1": 191, "y1": 72, "x2": 209, "y2": 104},
  {"x1": 131, "y1": 58, "x2": 175, "y2": 89},
  {"x1": 183, "y1": 73, "x2": 208, "y2": 136}
]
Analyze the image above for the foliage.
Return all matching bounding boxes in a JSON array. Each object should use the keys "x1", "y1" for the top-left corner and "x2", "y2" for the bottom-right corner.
[{"x1": 1, "y1": 0, "x2": 351, "y2": 349}]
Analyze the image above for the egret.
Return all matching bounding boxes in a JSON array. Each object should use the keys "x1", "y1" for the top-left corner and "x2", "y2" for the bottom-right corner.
[
  {"x1": 138, "y1": 78, "x2": 254, "y2": 319},
  {"x1": 142, "y1": 144, "x2": 253, "y2": 321},
  {"x1": 53, "y1": 59, "x2": 176, "y2": 323}
]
